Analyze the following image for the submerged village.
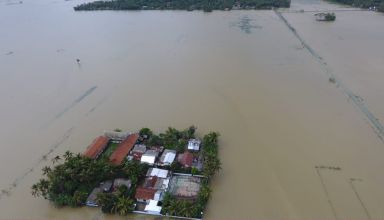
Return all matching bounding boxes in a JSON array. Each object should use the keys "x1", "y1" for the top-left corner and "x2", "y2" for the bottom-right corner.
[{"x1": 31, "y1": 126, "x2": 221, "y2": 219}]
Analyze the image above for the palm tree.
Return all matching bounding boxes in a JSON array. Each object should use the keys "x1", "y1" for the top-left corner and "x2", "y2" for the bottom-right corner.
[
  {"x1": 63, "y1": 151, "x2": 73, "y2": 160},
  {"x1": 42, "y1": 166, "x2": 52, "y2": 176},
  {"x1": 52, "y1": 155, "x2": 61, "y2": 164},
  {"x1": 115, "y1": 196, "x2": 134, "y2": 215}
]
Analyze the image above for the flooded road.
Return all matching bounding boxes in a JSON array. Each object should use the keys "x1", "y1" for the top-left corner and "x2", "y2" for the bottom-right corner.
[{"x1": 1, "y1": 0, "x2": 384, "y2": 219}]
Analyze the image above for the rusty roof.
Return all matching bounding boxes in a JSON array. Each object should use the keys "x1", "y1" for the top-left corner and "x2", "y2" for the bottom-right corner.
[
  {"x1": 109, "y1": 133, "x2": 139, "y2": 165},
  {"x1": 83, "y1": 136, "x2": 110, "y2": 159},
  {"x1": 178, "y1": 151, "x2": 194, "y2": 167},
  {"x1": 135, "y1": 187, "x2": 157, "y2": 200}
]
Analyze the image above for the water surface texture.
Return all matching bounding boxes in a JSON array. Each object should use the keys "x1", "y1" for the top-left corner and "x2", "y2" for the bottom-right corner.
[{"x1": 1, "y1": 0, "x2": 384, "y2": 219}]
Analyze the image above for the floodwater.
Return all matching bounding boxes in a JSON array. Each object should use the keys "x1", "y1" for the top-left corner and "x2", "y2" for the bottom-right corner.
[{"x1": 1, "y1": 0, "x2": 384, "y2": 219}]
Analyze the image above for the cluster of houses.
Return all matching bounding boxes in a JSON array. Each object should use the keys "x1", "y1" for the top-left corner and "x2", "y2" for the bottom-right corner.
[
  {"x1": 128, "y1": 139, "x2": 202, "y2": 169},
  {"x1": 82, "y1": 130, "x2": 205, "y2": 215}
]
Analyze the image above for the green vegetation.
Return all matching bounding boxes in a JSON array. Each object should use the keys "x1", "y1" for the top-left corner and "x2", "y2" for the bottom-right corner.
[
  {"x1": 31, "y1": 151, "x2": 148, "y2": 212},
  {"x1": 325, "y1": 12, "x2": 336, "y2": 21},
  {"x1": 100, "y1": 142, "x2": 119, "y2": 159},
  {"x1": 161, "y1": 132, "x2": 220, "y2": 218},
  {"x1": 328, "y1": 0, "x2": 384, "y2": 11},
  {"x1": 96, "y1": 185, "x2": 135, "y2": 215},
  {"x1": 74, "y1": 0, "x2": 290, "y2": 11},
  {"x1": 143, "y1": 126, "x2": 196, "y2": 152},
  {"x1": 202, "y1": 132, "x2": 221, "y2": 179},
  {"x1": 32, "y1": 126, "x2": 221, "y2": 218},
  {"x1": 161, "y1": 180, "x2": 212, "y2": 218}
]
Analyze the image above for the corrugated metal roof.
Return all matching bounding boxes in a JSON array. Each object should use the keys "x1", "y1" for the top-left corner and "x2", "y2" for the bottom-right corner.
[
  {"x1": 83, "y1": 136, "x2": 110, "y2": 159},
  {"x1": 141, "y1": 154, "x2": 156, "y2": 165},
  {"x1": 109, "y1": 133, "x2": 139, "y2": 165},
  {"x1": 159, "y1": 149, "x2": 176, "y2": 165},
  {"x1": 146, "y1": 168, "x2": 169, "y2": 178}
]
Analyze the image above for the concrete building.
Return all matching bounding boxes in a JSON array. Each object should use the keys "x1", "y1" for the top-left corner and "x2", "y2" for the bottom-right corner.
[{"x1": 188, "y1": 139, "x2": 201, "y2": 151}]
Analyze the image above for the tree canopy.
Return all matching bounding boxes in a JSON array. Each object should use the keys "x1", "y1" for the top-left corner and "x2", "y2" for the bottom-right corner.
[
  {"x1": 31, "y1": 151, "x2": 148, "y2": 208},
  {"x1": 328, "y1": 0, "x2": 384, "y2": 10},
  {"x1": 74, "y1": 0, "x2": 291, "y2": 11}
]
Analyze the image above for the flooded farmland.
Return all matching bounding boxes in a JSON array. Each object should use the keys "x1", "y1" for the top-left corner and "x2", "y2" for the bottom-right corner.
[{"x1": 1, "y1": 0, "x2": 384, "y2": 219}]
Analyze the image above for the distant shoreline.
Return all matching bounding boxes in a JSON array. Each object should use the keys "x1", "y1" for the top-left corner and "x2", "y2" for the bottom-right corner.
[{"x1": 74, "y1": 0, "x2": 291, "y2": 12}]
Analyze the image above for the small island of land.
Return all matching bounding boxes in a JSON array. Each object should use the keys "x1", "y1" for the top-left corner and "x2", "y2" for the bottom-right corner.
[
  {"x1": 31, "y1": 126, "x2": 221, "y2": 219},
  {"x1": 74, "y1": 0, "x2": 291, "y2": 12},
  {"x1": 315, "y1": 12, "x2": 336, "y2": 21}
]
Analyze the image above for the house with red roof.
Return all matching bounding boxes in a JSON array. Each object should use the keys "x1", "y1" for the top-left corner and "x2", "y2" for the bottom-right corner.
[
  {"x1": 83, "y1": 136, "x2": 110, "y2": 159},
  {"x1": 109, "y1": 133, "x2": 139, "y2": 165}
]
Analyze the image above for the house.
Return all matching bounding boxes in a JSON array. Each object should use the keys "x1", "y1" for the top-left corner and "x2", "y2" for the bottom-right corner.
[
  {"x1": 113, "y1": 178, "x2": 131, "y2": 191},
  {"x1": 159, "y1": 149, "x2": 176, "y2": 166},
  {"x1": 103, "y1": 130, "x2": 130, "y2": 141},
  {"x1": 147, "y1": 146, "x2": 164, "y2": 153},
  {"x1": 153, "y1": 190, "x2": 163, "y2": 201},
  {"x1": 144, "y1": 200, "x2": 162, "y2": 214},
  {"x1": 109, "y1": 133, "x2": 139, "y2": 165},
  {"x1": 100, "y1": 180, "x2": 113, "y2": 192},
  {"x1": 130, "y1": 144, "x2": 147, "y2": 161},
  {"x1": 86, "y1": 187, "x2": 102, "y2": 207},
  {"x1": 140, "y1": 150, "x2": 158, "y2": 165},
  {"x1": 146, "y1": 168, "x2": 169, "y2": 178},
  {"x1": 143, "y1": 176, "x2": 158, "y2": 188},
  {"x1": 135, "y1": 187, "x2": 157, "y2": 202},
  {"x1": 154, "y1": 177, "x2": 170, "y2": 190},
  {"x1": 178, "y1": 151, "x2": 194, "y2": 167},
  {"x1": 187, "y1": 139, "x2": 201, "y2": 151},
  {"x1": 83, "y1": 136, "x2": 110, "y2": 159}
]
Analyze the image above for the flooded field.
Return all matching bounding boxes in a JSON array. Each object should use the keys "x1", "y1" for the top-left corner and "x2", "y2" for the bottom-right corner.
[{"x1": 1, "y1": 0, "x2": 384, "y2": 219}]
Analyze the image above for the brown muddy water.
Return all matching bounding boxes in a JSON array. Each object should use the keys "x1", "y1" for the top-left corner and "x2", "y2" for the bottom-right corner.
[{"x1": 1, "y1": 0, "x2": 384, "y2": 219}]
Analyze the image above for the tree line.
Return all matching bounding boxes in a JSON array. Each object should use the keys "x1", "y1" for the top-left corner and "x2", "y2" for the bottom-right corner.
[
  {"x1": 328, "y1": 0, "x2": 384, "y2": 12},
  {"x1": 74, "y1": 0, "x2": 291, "y2": 11}
]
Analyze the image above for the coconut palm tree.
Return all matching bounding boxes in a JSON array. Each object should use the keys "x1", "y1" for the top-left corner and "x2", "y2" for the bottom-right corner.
[
  {"x1": 115, "y1": 196, "x2": 134, "y2": 215},
  {"x1": 63, "y1": 151, "x2": 73, "y2": 160},
  {"x1": 51, "y1": 155, "x2": 61, "y2": 164},
  {"x1": 42, "y1": 166, "x2": 52, "y2": 176}
]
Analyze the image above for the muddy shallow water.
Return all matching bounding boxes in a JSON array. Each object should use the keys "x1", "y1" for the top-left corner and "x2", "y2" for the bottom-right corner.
[{"x1": 1, "y1": 0, "x2": 384, "y2": 219}]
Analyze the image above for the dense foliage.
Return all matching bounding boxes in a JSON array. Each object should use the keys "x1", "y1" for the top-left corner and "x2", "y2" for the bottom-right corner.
[
  {"x1": 31, "y1": 151, "x2": 148, "y2": 210},
  {"x1": 328, "y1": 0, "x2": 384, "y2": 10},
  {"x1": 142, "y1": 126, "x2": 196, "y2": 153},
  {"x1": 32, "y1": 126, "x2": 221, "y2": 218},
  {"x1": 202, "y1": 132, "x2": 221, "y2": 179},
  {"x1": 161, "y1": 181, "x2": 211, "y2": 218},
  {"x1": 324, "y1": 12, "x2": 336, "y2": 21},
  {"x1": 74, "y1": 0, "x2": 290, "y2": 11},
  {"x1": 96, "y1": 185, "x2": 135, "y2": 215}
]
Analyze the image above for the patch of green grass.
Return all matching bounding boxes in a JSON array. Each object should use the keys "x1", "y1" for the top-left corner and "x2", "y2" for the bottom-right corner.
[{"x1": 100, "y1": 142, "x2": 120, "y2": 159}]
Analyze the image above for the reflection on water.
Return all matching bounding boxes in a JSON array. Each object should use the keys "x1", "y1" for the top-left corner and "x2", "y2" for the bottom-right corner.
[{"x1": 232, "y1": 16, "x2": 262, "y2": 34}]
